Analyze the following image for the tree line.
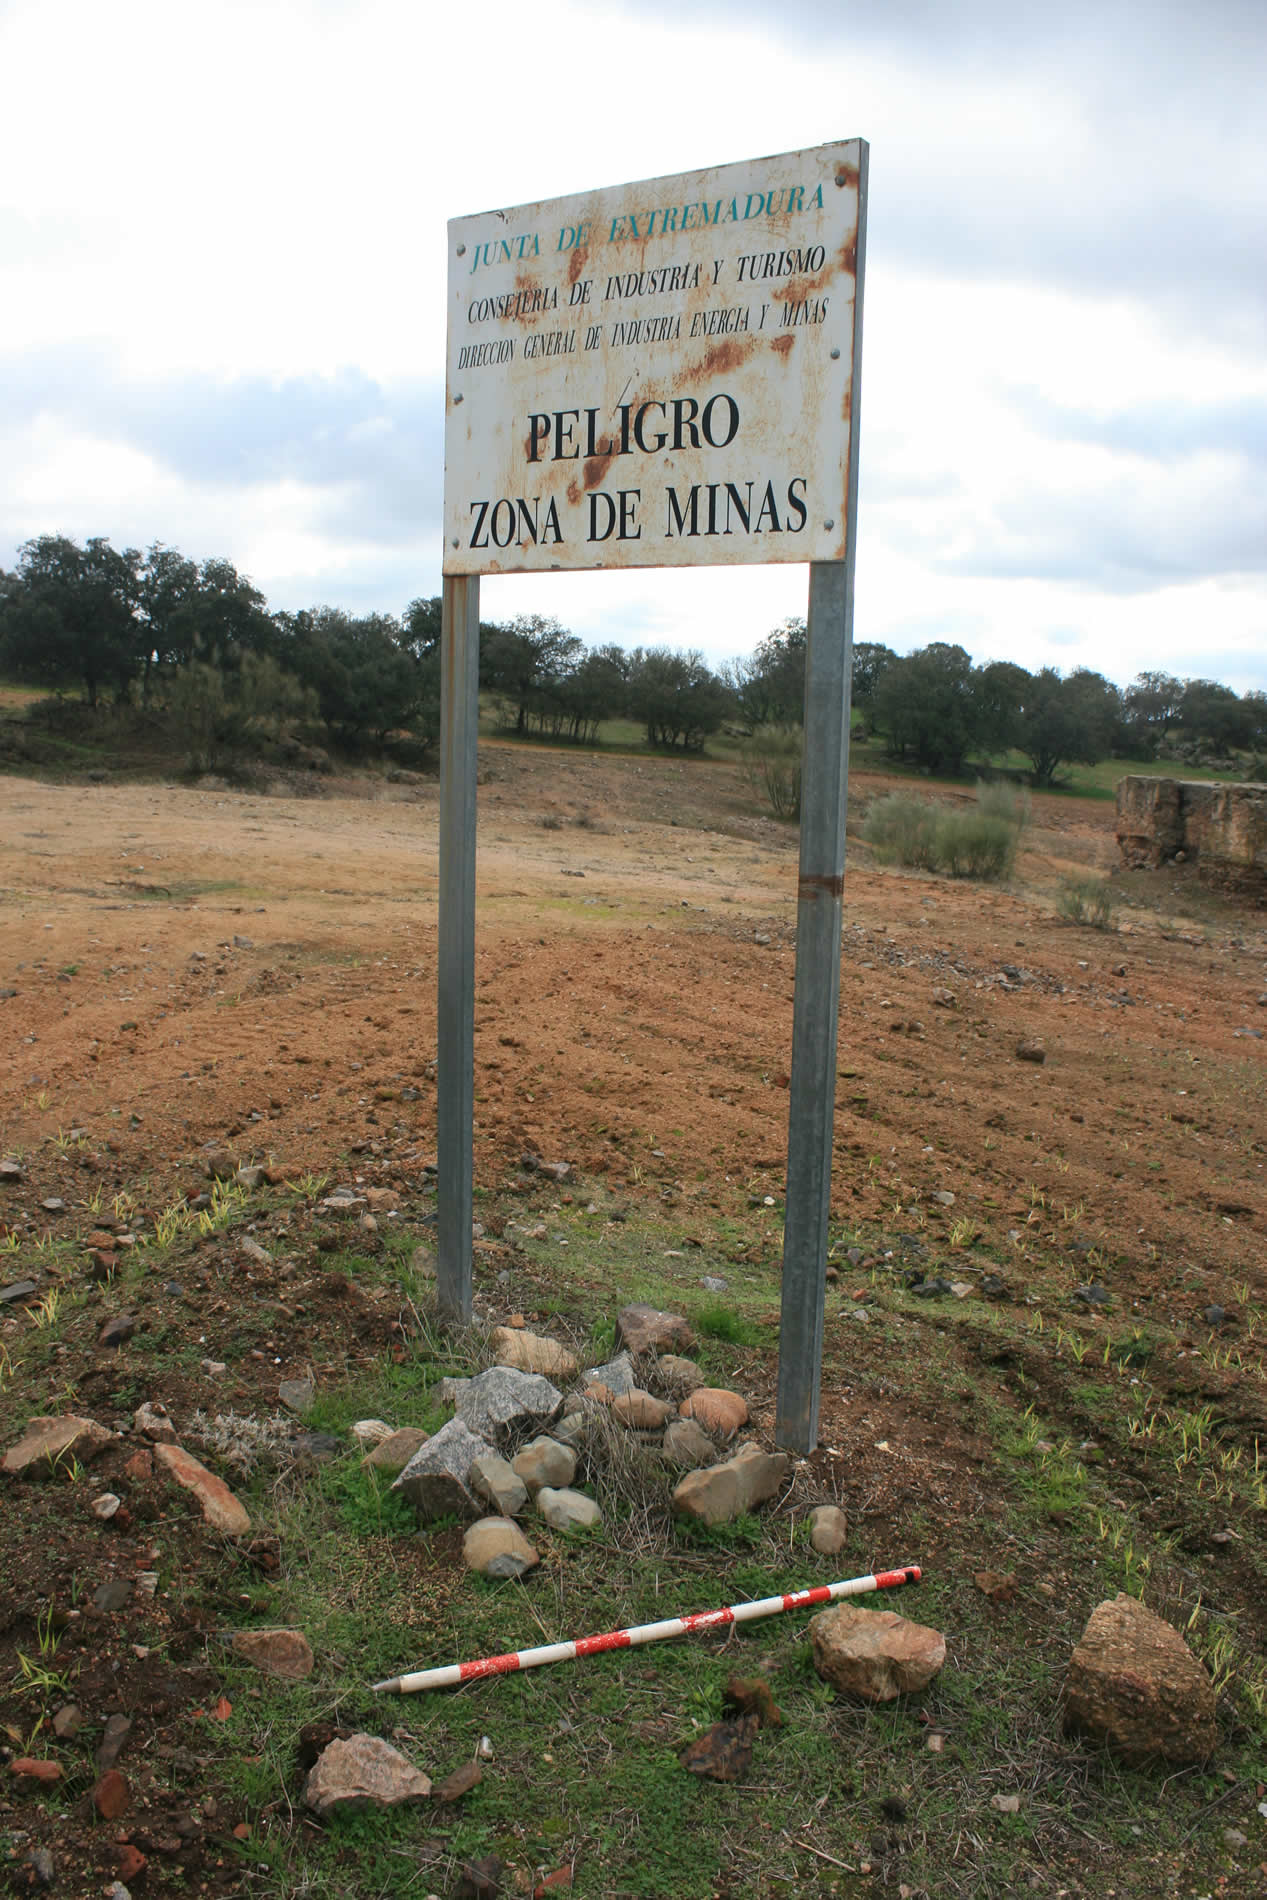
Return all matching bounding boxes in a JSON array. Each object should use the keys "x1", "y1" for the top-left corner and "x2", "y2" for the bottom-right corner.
[{"x1": 1, "y1": 533, "x2": 1264, "y2": 783}]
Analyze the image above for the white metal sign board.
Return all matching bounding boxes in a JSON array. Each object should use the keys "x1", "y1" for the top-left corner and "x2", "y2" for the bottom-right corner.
[{"x1": 443, "y1": 140, "x2": 865, "y2": 575}]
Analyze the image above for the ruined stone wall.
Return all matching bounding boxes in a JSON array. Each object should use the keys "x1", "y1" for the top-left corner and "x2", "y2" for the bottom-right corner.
[{"x1": 1115, "y1": 777, "x2": 1267, "y2": 902}]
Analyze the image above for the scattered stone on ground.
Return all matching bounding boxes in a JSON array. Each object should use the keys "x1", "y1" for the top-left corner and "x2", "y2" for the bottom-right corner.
[
  {"x1": 453, "y1": 1366, "x2": 563, "y2": 1441},
  {"x1": 455, "y1": 1855, "x2": 506, "y2": 1899},
  {"x1": 2, "y1": 1414, "x2": 114, "y2": 1475},
  {"x1": 133, "y1": 1401, "x2": 177, "y2": 1443},
  {"x1": 512, "y1": 1437, "x2": 577, "y2": 1494},
  {"x1": 304, "y1": 1733, "x2": 432, "y2": 1817},
  {"x1": 678, "y1": 1388, "x2": 748, "y2": 1439},
  {"x1": 432, "y1": 1760, "x2": 484, "y2": 1803},
  {"x1": 724, "y1": 1676, "x2": 783, "y2": 1727},
  {"x1": 809, "y1": 1504, "x2": 848, "y2": 1555},
  {"x1": 470, "y1": 1452, "x2": 529, "y2": 1518},
  {"x1": 490, "y1": 1326, "x2": 579, "y2": 1382},
  {"x1": 810, "y1": 1604, "x2": 947, "y2": 1702},
  {"x1": 95, "y1": 1715, "x2": 133, "y2": 1775},
  {"x1": 680, "y1": 1712, "x2": 758, "y2": 1781},
  {"x1": 462, "y1": 1516, "x2": 541, "y2": 1578},
  {"x1": 1016, "y1": 1040, "x2": 1047, "y2": 1064},
  {"x1": 975, "y1": 1570, "x2": 1018, "y2": 1603},
  {"x1": 1064, "y1": 1593, "x2": 1217, "y2": 1764},
  {"x1": 614, "y1": 1304, "x2": 695, "y2": 1355},
  {"x1": 535, "y1": 1486, "x2": 602, "y2": 1531},
  {"x1": 278, "y1": 1374, "x2": 316, "y2": 1414},
  {"x1": 361, "y1": 1427, "x2": 430, "y2": 1473},
  {"x1": 153, "y1": 1442, "x2": 251, "y2": 1534},
  {"x1": 393, "y1": 1418, "x2": 491, "y2": 1520},
  {"x1": 350, "y1": 1418, "x2": 395, "y2": 1446},
  {"x1": 991, "y1": 1792, "x2": 1022, "y2": 1813},
  {"x1": 672, "y1": 1441, "x2": 791, "y2": 1527},
  {"x1": 93, "y1": 1769, "x2": 131, "y2": 1820},
  {"x1": 230, "y1": 1628, "x2": 316, "y2": 1679}
]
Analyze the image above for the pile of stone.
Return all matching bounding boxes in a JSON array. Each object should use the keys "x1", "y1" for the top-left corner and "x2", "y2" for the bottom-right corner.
[{"x1": 384, "y1": 1304, "x2": 794, "y2": 1576}]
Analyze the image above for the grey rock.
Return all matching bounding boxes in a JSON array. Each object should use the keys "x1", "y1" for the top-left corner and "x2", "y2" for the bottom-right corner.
[
  {"x1": 279, "y1": 1375, "x2": 316, "y2": 1414},
  {"x1": 133, "y1": 1401, "x2": 177, "y2": 1443},
  {"x1": 661, "y1": 1417, "x2": 716, "y2": 1469},
  {"x1": 98, "y1": 1313, "x2": 136, "y2": 1349},
  {"x1": 0, "y1": 1280, "x2": 39, "y2": 1304},
  {"x1": 94, "y1": 1578, "x2": 132, "y2": 1611},
  {"x1": 809, "y1": 1505, "x2": 848, "y2": 1555},
  {"x1": 512, "y1": 1436, "x2": 577, "y2": 1494},
  {"x1": 25, "y1": 1848, "x2": 55, "y2": 1888},
  {"x1": 583, "y1": 1351, "x2": 637, "y2": 1397},
  {"x1": 236, "y1": 1165, "x2": 267, "y2": 1190},
  {"x1": 392, "y1": 1417, "x2": 491, "y2": 1520},
  {"x1": 536, "y1": 1486, "x2": 603, "y2": 1531},
  {"x1": 470, "y1": 1453, "x2": 529, "y2": 1518},
  {"x1": 453, "y1": 1366, "x2": 562, "y2": 1441},
  {"x1": 651, "y1": 1354, "x2": 706, "y2": 1400},
  {"x1": 463, "y1": 1516, "x2": 540, "y2": 1578},
  {"x1": 96, "y1": 1714, "x2": 133, "y2": 1775}
]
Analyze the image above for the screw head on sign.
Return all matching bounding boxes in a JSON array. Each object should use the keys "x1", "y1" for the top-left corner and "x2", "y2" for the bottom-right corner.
[
  {"x1": 824, "y1": 519, "x2": 835, "y2": 531},
  {"x1": 835, "y1": 172, "x2": 848, "y2": 186},
  {"x1": 456, "y1": 243, "x2": 466, "y2": 256},
  {"x1": 830, "y1": 348, "x2": 841, "y2": 359},
  {"x1": 454, "y1": 393, "x2": 464, "y2": 404},
  {"x1": 451, "y1": 537, "x2": 460, "y2": 548}
]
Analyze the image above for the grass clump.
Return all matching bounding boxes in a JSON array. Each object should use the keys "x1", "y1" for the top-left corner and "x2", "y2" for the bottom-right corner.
[
  {"x1": 1056, "y1": 875, "x2": 1118, "y2": 929},
  {"x1": 863, "y1": 781, "x2": 1026, "y2": 880}
]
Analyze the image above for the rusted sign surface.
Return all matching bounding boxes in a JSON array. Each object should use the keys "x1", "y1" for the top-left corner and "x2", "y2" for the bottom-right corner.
[{"x1": 443, "y1": 140, "x2": 865, "y2": 575}]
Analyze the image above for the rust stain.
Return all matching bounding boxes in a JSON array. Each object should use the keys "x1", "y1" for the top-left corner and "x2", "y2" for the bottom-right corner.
[
  {"x1": 798, "y1": 872, "x2": 844, "y2": 899},
  {"x1": 511, "y1": 272, "x2": 546, "y2": 325},
  {"x1": 566, "y1": 478, "x2": 582, "y2": 505},
  {"x1": 680, "y1": 336, "x2": 756, "y2": 387},
  {"x1": 841, "y1": 382, "x2": 851, "y2": 422},
  {"x1": 771, "y1": 334, "x2": 794, "y2": 357},
  {"x1": 834, "y1": 163, "x2": 859, "y2": 194},
  {"x1": 566, "y1": 245, "x2": 589, "y2": 286},
  {"x1": 582, "y1": 448, "x2": 616, "y2": 491}
]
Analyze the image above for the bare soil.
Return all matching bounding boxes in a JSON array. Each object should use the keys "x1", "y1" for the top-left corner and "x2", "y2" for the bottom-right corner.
[{"x1": 2, "y1": 745, "x2": 1266, "y2": 1897}]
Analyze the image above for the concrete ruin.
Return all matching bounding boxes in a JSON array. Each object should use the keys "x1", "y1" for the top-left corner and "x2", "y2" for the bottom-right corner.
[{"x1": 1116, "y1": 776, "x2": 1267, "y2": 903}]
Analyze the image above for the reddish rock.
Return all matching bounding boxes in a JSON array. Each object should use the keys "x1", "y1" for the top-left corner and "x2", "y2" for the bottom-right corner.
[
  {"x1": 679, "y1": 1388, "x2": 748, "y2": 1439},
  {"x1": 1065, "y1": 1593, "x2": 1217, "y2": 1764},
  {"x1": 230, "y1": 1628, "x2": 315, "y2": 1679},
  {"x1": 432, "y1": 1759, "x2": 484, "y2": 1802},
  {"x1": 9, "y1": 1758, "x2": 63, "y2": 1786},
  {"x1": 611, "y1": 1389, "x2": 672, "y2": 1430},
  {"x1": 116, "y1": 1843, "x2": 147, "y2": 1880},
  {"x1": 614, "y1": 1303, "x2": 695, "y2": 1355},
  {"x1": 154, "y1": 1442, "x2": 251, "y2": 1534},
  {"x1": 94, "y1": 1769, "x2": 131, "y2": 1819},
  {"x1": 124, "y1": 1449, "x2": 154, "y2": 1481},
  {"x1": 3, "y1": 1414, "x2": 114, "y2": 1476},
  {"x1": 304, "y1": 1733, "x2": 431, "y2": 1816},
  {"x1": 810, "y1": 1604, "x2": 946, "y2": 1703}
]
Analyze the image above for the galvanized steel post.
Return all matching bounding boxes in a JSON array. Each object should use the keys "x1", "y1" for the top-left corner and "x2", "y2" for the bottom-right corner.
[
  {"x1": 437, "y1": 573, "x2": 480, "y2": 1322},
  {"x1": 776, "y1": 146, "x2": 868, "y2": 1454}
]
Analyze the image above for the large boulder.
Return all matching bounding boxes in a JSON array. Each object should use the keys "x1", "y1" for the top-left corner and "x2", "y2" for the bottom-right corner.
[
  {"x1": 671, "y1": 1441, "x2": 790, "y2": 1527},
  {"x1": 810, "y1": 1604, "x2": 945, "y2": 1702},
  {"x1": 1065, "y1": 1594, "x2": 1217, "y2": 1764}
]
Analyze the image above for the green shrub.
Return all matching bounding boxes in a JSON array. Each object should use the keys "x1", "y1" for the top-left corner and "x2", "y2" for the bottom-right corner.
[
  {"x1": 1056, "y1": 876, "x2": 1117, "y2": 929},
  {"x1": 862, "y1": 793, "x2": 941, "y2": 868},
  {"x1": 741, "y1": 724, "x2": 802, "y2": 819},
  {"x1": 934, "y1": 811, "x2": 1019, "y2": 879}
]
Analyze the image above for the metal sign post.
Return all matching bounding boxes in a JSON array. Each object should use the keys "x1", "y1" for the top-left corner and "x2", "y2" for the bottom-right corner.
[{"x1": 436, "y1": 143, "x2": 867, "y2": 1439}]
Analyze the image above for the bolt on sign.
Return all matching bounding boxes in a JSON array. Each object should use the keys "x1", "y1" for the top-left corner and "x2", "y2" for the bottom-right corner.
[{"x1": 444, "y1": 139, "x2": 865, "y2": 573}]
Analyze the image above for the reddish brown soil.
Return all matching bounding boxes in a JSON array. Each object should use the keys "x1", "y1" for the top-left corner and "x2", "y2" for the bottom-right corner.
[{"x1": 3, "y1": 746, "x2": 1264, "y2": 1308}]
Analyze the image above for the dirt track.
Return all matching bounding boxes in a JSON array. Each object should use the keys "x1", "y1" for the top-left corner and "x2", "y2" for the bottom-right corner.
[{"x1": 3, "y1": 746, "x2": 1264, "y2": 1319}]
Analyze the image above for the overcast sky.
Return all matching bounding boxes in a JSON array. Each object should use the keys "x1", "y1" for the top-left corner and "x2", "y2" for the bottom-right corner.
[{"x1": 2, "y1": 0, "x2": 1264, "y2": 688}]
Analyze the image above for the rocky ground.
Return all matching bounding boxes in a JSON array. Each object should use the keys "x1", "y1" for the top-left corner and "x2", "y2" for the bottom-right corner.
[{"x1": 1, "y1": 745, "x2": 1265, "y2": 1897}]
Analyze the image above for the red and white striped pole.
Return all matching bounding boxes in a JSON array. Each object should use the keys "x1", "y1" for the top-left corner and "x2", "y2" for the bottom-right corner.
[{"x1": 372, "y1": 1564, "x2": 920, "y2": 1694}]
